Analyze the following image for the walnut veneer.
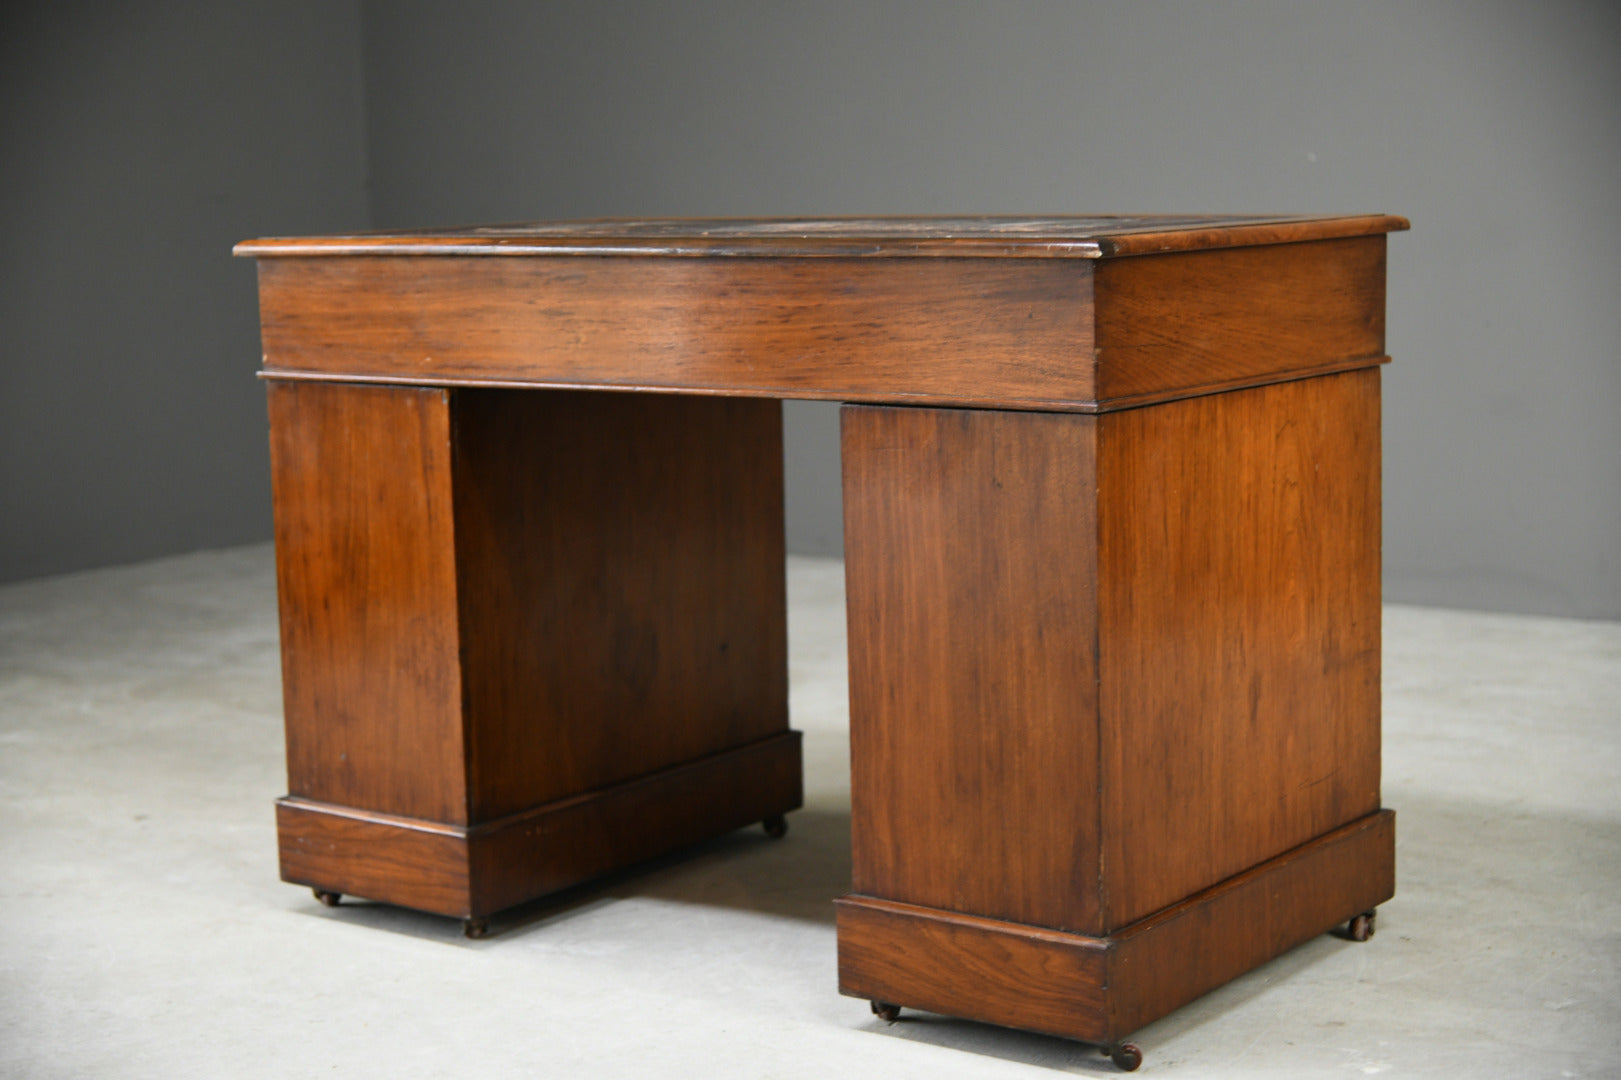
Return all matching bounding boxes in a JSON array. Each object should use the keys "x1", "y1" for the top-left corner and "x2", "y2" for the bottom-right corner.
[{"x1": 239, "y1": 214, "x2": 1407, "y2": 1062}]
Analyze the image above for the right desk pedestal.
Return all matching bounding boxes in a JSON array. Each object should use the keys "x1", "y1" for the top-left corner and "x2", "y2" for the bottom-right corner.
[{"x1": 836, "y1": 370, "x2": 1393, "y2": 1047}]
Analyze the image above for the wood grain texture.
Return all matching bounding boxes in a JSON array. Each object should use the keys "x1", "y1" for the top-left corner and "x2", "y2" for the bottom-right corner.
[
  {"x1": 277, "y1": 732, "x2": 802, "y2": 919},
  {"x1": 473, "y1": 731, "x2": 802, "y2": 914},
  {"x1": 837, "y1": 809, "x2": 1394, "y2": 1044},
  {"x1": 450, "y1": 390, "x2": 789, "y2": 819},
  {"x1": 836, "y1": 895, "x2": 1111, "y2": 1044},
  {"x1": 254, "y1": 256, "x2": 1097, "y2": 411},
  {"x1": 254, "y1": 237, "x2": 1389, "y2": 413},
  {"x1": 1093, "y1": 235, "x2": 1387, "y2": 407},
  {"x1": 277, "y1": 798, "x2": 472, "y2": 916},
  {"x1": 253, "y1": 215, "x2": 1403, "y2": 1042},
  {"x1": 841, "y1": 404, "x2": 1102, "y2": 933},
  {"x1": 1108, "y1": 809, "x2": 1395, "y2": 1035},
  {"x1": 1096, "y1": 370, "x2": 1383, "y2": 928},
  {"x1": 268, "y1": 381, "x2": 469, "y2": 823},
  {"x1": 270, "y1": 382, "x2": 799, "y2": 918},
  {"x1": 236, "y1": 213, "x2": 1409, "y2": 260}
]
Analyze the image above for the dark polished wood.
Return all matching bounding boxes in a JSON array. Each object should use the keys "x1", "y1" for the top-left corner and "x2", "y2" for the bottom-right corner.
[
  {"x1": 449, "y1": 388, "x2": 789, "y2": 819},
  {"x1": 837, "y1": 810, "x2": 1394, "y2": 1046},
  {"x1": 836, "y1": 380, "x2": 1389, "y2": 1052},
  {"x1": 243, "y1": 217, "x2": 1401, "y2": 414},
  {"x1": 252, "y1": 255, "x2": 1098, "y2": 411},
  {"x1": 277, "y1": 731, "x2": 802, "y2": 919},
  {"x1": 268, "y1": 381, "x2": 799, "y2": 919},
  {"x1": 269, "y1": 382, "x2": 466, "y2": 823},
  {"x1": 842, "y1": 404, "x2": 1102, "y2": 933},
  {"x1": 242, "y1": 214, "x2": 1405, "y2": 1055},
  {"x1": 841, "y1": 371, "x2": 1381, "y2": 939},
  {"x1": 1093, "y1": 235, "x2": 1387, "y2": 408},
  {"x1": 1096, "y1": 370, "x2": 1382, "y2": 927}
]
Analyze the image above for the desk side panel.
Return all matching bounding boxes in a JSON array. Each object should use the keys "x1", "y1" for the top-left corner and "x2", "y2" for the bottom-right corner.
[
  {"x1": 1096, "y1": 370, "x2": 1383, "y2": 929},
  {"x1": 255, "y1": 256, "x2": 1095, "y2": 410},
  {"x1": 1093, "y1": 235, "x2": 1387, "y2": 408},
  {"x1": 842, "y1": 405, "x2": 1102, "y2": 934},
  {"x1": 268, "y1": 382, "x2": 469, "y2": 824}
]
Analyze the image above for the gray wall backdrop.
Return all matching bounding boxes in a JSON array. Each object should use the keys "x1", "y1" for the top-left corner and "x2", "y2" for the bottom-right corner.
[
  {"x1": 4, "y1": 1, "x2": 1618, "y2": 618},
  {"x1": 0, "y1": 2, "x2": 369, "y2": 582}
]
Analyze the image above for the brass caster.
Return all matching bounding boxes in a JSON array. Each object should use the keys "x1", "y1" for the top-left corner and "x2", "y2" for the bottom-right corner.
[
  {"x1": 870, "y1": 1000, "x2": 901, "y2": 1023},
  {"x1": 463, "y1": 917, "x2": 489, "y2": 939},
  {"x1": 762, "y1": 813, "x2": 788, "y2": 839},
  {"x1": 1348, "y1": 910, "x2": 1377, "y2": 942},
  {"x1": 312, "y1": 889, "x2": 341, "y2": 907},
  {"x1": 1105, "y1": 1043, "x2": 1143, "y2": 1072}
]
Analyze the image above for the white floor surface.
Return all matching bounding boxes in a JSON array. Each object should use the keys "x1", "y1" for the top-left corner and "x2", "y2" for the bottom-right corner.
[{"x1": 1, "y1": 546, "x2": 1617, "y2": 1078}]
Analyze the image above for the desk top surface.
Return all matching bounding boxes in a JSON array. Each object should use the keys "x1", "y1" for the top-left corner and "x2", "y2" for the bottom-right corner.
[{"x1": 237, "y1": 214, "x2": 1407, "y2": 260}]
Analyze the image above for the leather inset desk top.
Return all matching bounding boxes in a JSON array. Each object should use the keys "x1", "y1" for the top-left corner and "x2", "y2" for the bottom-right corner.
[{"x1": 237, "y1": 213, "x2": 1408, "y2": 260}]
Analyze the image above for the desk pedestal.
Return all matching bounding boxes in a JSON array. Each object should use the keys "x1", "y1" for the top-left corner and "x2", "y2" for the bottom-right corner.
[
  {"x1": 837, "y1": 374, "x2": 1393, "y2": 1045},
  {"x1": 267, "y1": 382, "x2": 801, "y2": 924}
]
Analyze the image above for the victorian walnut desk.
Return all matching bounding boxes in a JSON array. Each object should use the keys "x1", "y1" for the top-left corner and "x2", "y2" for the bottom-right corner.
[{"x1": 236, "y1": 215, "x2": 1407, "y2": 1070}]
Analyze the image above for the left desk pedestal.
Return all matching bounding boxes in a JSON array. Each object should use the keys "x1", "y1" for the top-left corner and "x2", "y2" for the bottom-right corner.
[{"x1": 267, "y1": 380, "x2": 802, "y2": 923}]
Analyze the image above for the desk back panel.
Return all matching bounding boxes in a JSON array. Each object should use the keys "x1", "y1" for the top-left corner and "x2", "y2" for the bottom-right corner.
[
  {"x1": 255, "y1": 256, "x2": 1096, "y2": 411},
  {"x1": 450, "y1": 389, "x2": 788, "y2": 820}
]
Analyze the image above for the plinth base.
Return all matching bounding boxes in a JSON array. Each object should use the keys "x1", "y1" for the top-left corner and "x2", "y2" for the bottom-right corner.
[
  {"x1": 837, "y1": 809, "x2": 1394, "y2": 1045},
  {"x1": 279, "y1": 731, "x2": 802, "y2": 920}
]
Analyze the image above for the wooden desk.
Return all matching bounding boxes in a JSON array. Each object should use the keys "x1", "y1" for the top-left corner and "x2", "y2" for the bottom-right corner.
[{"x1": 237, "y1": 215, "x2": 1406, "y2": 1069}]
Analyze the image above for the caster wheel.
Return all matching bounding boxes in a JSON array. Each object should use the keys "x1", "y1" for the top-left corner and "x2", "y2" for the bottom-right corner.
[
  {"x1": 1107, "y1": 1043, "x2": 1143, "y2": 1072},
  {"x1": 463, "y1": 917, "x2": 489, "y2": 939},
  {"x1": 1349, "y1": 910, "x2": 1377, "y2": 942},
  {"x1": 763, "y1": 814, "x2": 788, "y2": 839},
  {"x1": 312, "y1": 889, "x2": 341, "y2": 907},
  {"x1": 870, "y1": 1000, "x2": 901, "y2": 1023}
]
